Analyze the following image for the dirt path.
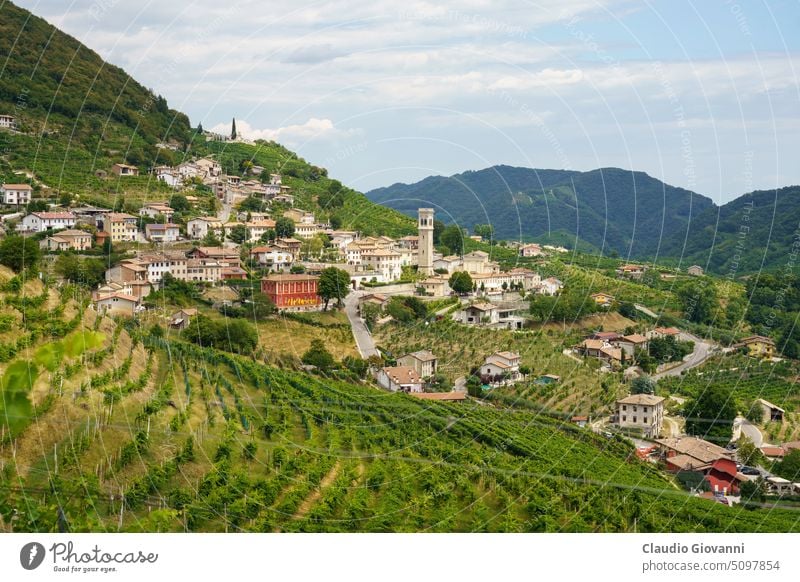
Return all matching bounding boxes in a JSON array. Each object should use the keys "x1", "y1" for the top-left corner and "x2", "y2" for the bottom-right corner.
[{"x1": 290, "y1": 461, "x2": 341, "y2": 521}]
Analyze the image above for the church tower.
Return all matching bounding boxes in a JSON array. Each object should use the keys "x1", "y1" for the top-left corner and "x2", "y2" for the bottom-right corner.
[{"x1": 418, "y1": 208, "x2": 434, "y2": 276}]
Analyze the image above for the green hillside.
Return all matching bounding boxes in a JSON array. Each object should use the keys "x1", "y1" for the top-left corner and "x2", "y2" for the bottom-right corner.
[
  {"x1": 1, "y1": 282, "x2": 797, "y2": 532},
  {"x1": 0, "y1": 1, "x2": 413, "y2": 237},
  {"x1": 367, "y1": 165, "x2": 714, "y2": 257}
]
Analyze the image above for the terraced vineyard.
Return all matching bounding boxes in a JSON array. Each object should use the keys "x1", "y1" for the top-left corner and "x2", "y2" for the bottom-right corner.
[
  {"x1": 659, "y1": 355, "x2": 800, "y2": 413},
  {"x1": 375, "y1": 318, "x2": 619, "y2": 416},
  {"x1": 1, "y1": 274, "x2": 799, "y2": 532}
]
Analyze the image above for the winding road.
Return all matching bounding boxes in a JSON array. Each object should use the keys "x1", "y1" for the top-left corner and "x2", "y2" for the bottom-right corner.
[
  {"x1": 344, "y1": 291, "x2": 379, "y2": 358},
  {"x1": 652, "y1": 332, "x2": 715, "y2": 380}
]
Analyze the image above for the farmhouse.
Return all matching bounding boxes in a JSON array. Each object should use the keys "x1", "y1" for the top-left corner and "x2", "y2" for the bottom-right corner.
[
  {"x1": 519, "y1": 243, "x2": 542, "y2": 257},
  {"x1": 460, "y1": 302, "x2": 498, "y2": 325},
  {"x1": 111, "y1": 163, "x2": 139, "y2": 177},
  {"x1": 93, "y1": 292, "x2": 139, "y2": 316},
  {"x1": 616, "y1": 394, "x2": 665, "y2": 438},
  {"x1": 418, "y1": 276, "x2": 451, "y2": 297},
  {"x1": 687, "y1": 265, "x2": 704, "y2": 276},
  {"x1": 481, "y1": 351, "x2": 521, "y2": 384},
  {"x1": 616, "y1": 264, "x2": 646, "y2": 279},
  {"x1": 656, "y1": 436, "x2": 732, "y2": 471},
  {"x1": 39, "y1": 229, "x2": 92, "y2": 251},
  {"x1": 145, "y1": 223, "x2": 180, "y2": 243},
  {"x1": 733, "y1": 335, "x2": 776, "y2": 359},
  {"x1": 397, "y1": 350, "x2": 438, "y2": 378},
  {"x1": 755, "y1": 398, "x2": 784, "y2": 422},
  {"x1": 376, "y1": 366, "x2": 423, "y2": 393},
  {"x1": 170, "y1": 308, "x2": 198, "y2": 330},
  {"x1": 615, "y1": 334, "x2": 649, "y2": 356},
  {"x1": 139, "y1": 202, "x2": 175, "y2": 220},
  {"x1": 19, "y1": 211, "x2": 77, "y2": 233},
  {"x1": 0, "y1": 114, "x2": 16, "y2": 129},
  {"x1": 590, "y1": 292, "x2": 615, "y2": 307},
  {"x1": 187, "y1": 217, "x2": 224, "y2": 240}
]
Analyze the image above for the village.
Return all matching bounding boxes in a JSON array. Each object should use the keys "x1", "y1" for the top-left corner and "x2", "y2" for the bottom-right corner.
[{"x1": 1, "y1": 153, "x2": 799, "y2": 510}]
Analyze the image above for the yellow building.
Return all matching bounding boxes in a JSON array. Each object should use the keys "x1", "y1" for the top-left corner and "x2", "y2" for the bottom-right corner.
[{"x1": 734, "y1": 335, "x2": 776, "y2": 359}]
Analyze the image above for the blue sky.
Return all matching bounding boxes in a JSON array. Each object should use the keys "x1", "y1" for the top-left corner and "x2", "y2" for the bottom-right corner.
[{"x1": 15, "y1": 0, "x2": 800, "y2": 202}]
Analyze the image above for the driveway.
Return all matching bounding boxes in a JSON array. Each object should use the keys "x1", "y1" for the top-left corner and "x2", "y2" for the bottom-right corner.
[
  {"x1": 652, "y1": 333, "x2": 714, "y2": 380},
  {"x1": 344, "y1": 291, "x2": 379, "y2": 358}
]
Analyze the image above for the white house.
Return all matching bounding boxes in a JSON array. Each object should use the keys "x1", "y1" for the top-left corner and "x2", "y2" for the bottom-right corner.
[
  {"x1": 519, "y1": 243, "x2": 543, "y2": 257},
  {"x1": 145, "y1": 223, "x2": 180, "y2": 243},
  {"x1": 0, "y1": 114, "x2": 16, "y2": 129},
  {"x1": 376, "y1": 366, "x2": 423, "y2": 393},
  {"x1": 250, "y1": 246, "x2": 293, "y2": 270},
  {"x1": 459, "y1": 302, "x2": 498, "y2": 325},
  {"x1": 397, "y1": 351, "x2": 438, "y2": 378},
  {"x1": 111, "y1": 163, "x2": 139, "y2": 177},
  {"x1": 139, "y1": 202, "x2": 175, "y2": 220},
  {"x1": 537, "y1": 277, "x2": 563, "y2": 295},
  {"x1": 153, "y1": 168, "x2": 181, "y2": 188},
  {"x1": 246, "y1": 219, "x2": 276, "y2": 243},
  {"x1": 93, "y1": 292, "x2": 139, "y2": 316},
  {"x1": 2, "y1": 183, "x2": 33, "y2": 205},
  {"x1": 187, "y1": 217, "x2": 224, "y2": 240},
  {"x1": 687, "y1": 265, "x2": 704, "y2": 277},
  {"x1": 19, "y1": 211, "x2": 77, "y2": 233},
  {"x1": 361, "y1": 248, "x2": 402, "y2": 281},
  {"x1": 481, "y1": 352, "x2": 522, "y2": 384}
]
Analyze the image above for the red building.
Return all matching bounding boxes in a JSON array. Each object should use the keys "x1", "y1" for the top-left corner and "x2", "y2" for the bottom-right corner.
[
  {"x1": 261, "y1": 273, "x2": 321, "y2": 310},
  {"x1": 704, "y1": 458, "x2": 741, "y2": 495}
]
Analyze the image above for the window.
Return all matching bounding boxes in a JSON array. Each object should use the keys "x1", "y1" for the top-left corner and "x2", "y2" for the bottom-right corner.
[
  {"x1": 633, "y1": 406, "x2": 637, "y2": 412},
  {"x1": 644, "y1": 417, "x2": 648, "y2": 424},
  {"x1": 622, "y1": 416, "x2": 626, "y2": 422},
  {"x1": 622, "y1": 405, "x2": 627, "y2": 411},
  {"x1": 633, "y1": 417, "x2": 637, "y2": 423}
]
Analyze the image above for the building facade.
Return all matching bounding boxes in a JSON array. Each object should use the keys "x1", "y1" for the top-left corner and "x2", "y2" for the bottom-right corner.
[{"x1": 261, "y1": 273, "x2": 321, "y2": 310}]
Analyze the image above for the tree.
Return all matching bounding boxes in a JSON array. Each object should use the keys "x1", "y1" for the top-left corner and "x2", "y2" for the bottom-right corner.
[
  {"x1": 201, "y1": 231, "x2": 222, "y2": 247},
  {"x1": 318, "y1": 267, "x2": 351, "y2": 310},
  {"x1": 302, "y1": 339, "x2": 335, "y2": 372},
  {"x1": 739, "y1": 479, "x2": 765, "y2": 506},
  {"x1": 630, "y1": 375, "x2": 656, "y2": 395},
  {"x1": 736, "y1": 435, "x2": 764, "y2": 467},
  {"x1": 231, "y1": 117, "x2": 237, "y2": 140},
  {"x1": 342, "y1": 355, "x2": 369, "y2": 378},
  {"x1": 433, "y1": 219, "x2": 446, "y2": 245},
  {"x1": 440, "y1": 225, "x2": 464, "y2": 255},
  {"x1": 466, "y1": 376, "x2": 482, "y2": 398},
  {"x1": 245, "y1": 292, "x2": 276, "y2": 321},
  {"x1": 259, "y1": 229, "x2": 277, "y2": 244},
  {"x1": 54, "y1": 254, "x2": 106, "y2": 287},
  {"x1": 228, "y1": 224, "x2": 248, "y2": 244},
  {"x1": 448, "y1": 271, "x2": 473, "y2": 295},
  {"x1": 275, "y1": 217, "x2": 295, "y2": 238},
  {"x1": 677, "y1": 281, "x2": 717, "y2": 324},
  {"x1": 0, "y1": 235, "x2": 40, "y2": 273},
  {"x1": 169, "y1": 194, "x2": 190, "y2": 211},
  {"x1": 773, "y1": 449, "x2": 800, "y2": 481},
  {"x1": 473, "y1": 224, "x2": 493, "y2": 240},
  {"x1": 684, "y1": 384, "x2": 736, "y2": 444}
]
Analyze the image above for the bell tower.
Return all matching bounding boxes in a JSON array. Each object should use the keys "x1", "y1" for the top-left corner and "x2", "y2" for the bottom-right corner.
[{"x1": 418, "y1": 208, "x2": 434, "y2": 276}]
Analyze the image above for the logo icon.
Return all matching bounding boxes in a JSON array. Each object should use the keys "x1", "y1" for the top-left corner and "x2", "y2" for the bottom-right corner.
[{"x1": 20, "y1": 542, "x2": 46, "y2": 570}]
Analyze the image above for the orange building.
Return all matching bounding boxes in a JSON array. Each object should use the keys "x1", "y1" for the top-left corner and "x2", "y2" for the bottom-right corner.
[{"x1": 261, "y1": 273, "x2": 321, "y2": 310}]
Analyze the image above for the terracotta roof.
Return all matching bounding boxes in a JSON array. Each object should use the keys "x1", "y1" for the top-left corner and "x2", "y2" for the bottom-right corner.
[
  {"x1": 618, "y1": 394, "x2": 664, "y2": 406},
  {"x1": 579, "y1": 339, "x2": 605, "y2": 350},
  {"x1": 571, "y1": 415, "x2": 588, "y2": 422},
  {"x1": 411, "y1": 392, "x2": 466, "y2": 401},
  {"x1": 1, "y1": 183, "x2": 33, "y2": 189},
  {"x1": 656, "y1": 437, "x2": 731, "y2": 464},
  {"x1": 32, "y1": 212, "x2": 76, "y2": 219},
  {"x1": 654, "y1": 326, "x2": 680, "y2": 335},
  {"x1": 592, "y1": 331, "x2": 622, "y2": 340},
  {"x1": 493, "y1": 351, "x2": 520, "y2": 361},
  {"x1": 738, "y1": 335, "x2": 776, "y2": 346},
  {"x1": 466, "y1": 302, "x2": 496, "y2": 312},
  {"x1": 622, "y1": 334, "x2": 648, "y2": 344},
  {"x1": 782, "y1": 441, "x2": 800, "y2": 451},
  {"x1": 760, "y1": 446, "x2": 785, "y2": 458},
  {"x1": 263, "y1": 273, "x2": 319, "y2": 282},
  {"x1": 95, "y1": 292, "x2": 138, "y2": 303},
  {"x1": 666, "y1": 454, "x2": 710, "y2": 471},
  {"x1": 382, "y1": 366, "x2": 422, "y2": 385}
]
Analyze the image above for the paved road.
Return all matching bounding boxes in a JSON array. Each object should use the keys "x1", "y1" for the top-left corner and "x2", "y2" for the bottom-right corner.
[
  {"x1": 653, "y1": 333, "x2": 714, "y2": 380},
  {"x1": 344, "y1": 291, "x2": 379, "y2": 358},
  {"x1": 634, "y1": 303, "x2": 658, "y2": 318},
  {"x1": 217, "y1": 200, "x2": 232, "y2": 223},
  {"x1": 734, "y1": 416, "x2": 764, "y2": 447}
]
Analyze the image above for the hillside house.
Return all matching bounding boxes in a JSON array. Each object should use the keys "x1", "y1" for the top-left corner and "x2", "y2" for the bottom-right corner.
[
  {"x1": 39, "y1": 229, "x2": 92, "y2": 251},
  {"x1": 397, "y1": 350, "x2": 438, "y2": 378},
  {"x1": 111, "y1": 163, "x2": 139, "y2": 177},
  {"x1": 733, "y1": 335, "x2": 776, "y2": 359},
  {"x1": 154, "y1": 168, "x2": 181, "y2": 188},
  {"x1": 419, "y1": 276, "x2": 451, "y2": 297},
  {"x1": 481, "y1": 351, "x2": 522, "y2": 385},
  {"x1": 655, "y1": 436, "x2": 732, "y2": 472},
  {"x1": 145, "y1": 223, "x2": 180, "y2": 243},
  {"x1": 170, "y1": 308, "x2": 198, "y2": 330},
  {"x1": 93, "y1": 292, "x2": 139, "y2": 316},
  {"x1": 19, "y1": 212, "x2": 77, "y2": 233},
  {"x1": 246, "y1": 219, "x2": 277, "y2": 243},
  {"x1": 704, "y1": 458, "x2": 741, "y2": 495},
  {"x1": 648, "y1": 327, "x2": 681, "y2": 340},
  {"x1": 576, "y1": 339, "x2": 606, "y2": 358},
  {"x1": 460, "y1": 302, "x2": 498, "y2": 325},
  {"x1": 139, "y1": 202, "x2": 175, "y2": 220},
  {"x1": 0, "y1": 114, "x2": 16, "y2": 129},
  {"x1": 687, "y1": 265, "x2": 704, "y2": 276},
  {"x1": 590, "y1": 292, "x2": 615, "y2": 307},
  {"x1": 432, "y1": 255, "x2": 462, "y2": 274},
  {"x1": 361, "y1": 248, "x2": 402, "y2": 281},
  {"x1": 2, "y1": 183, "x2": 32, "y2": 205},
  {"x1": 250, "y1": 246, "x2": 293, "y2": 270},
  {"x1": 616, "y1": 264, "x2": 646, "y2": 279},
  {"x1": 187, "y1": 217, "x2": 224, "y2": 240},
  {"x1": 96, "y1": 212, "x2": 137, "y2": 242},
  {"x1": 376, "y1": 366, "x2": 423, "y2": 393},
  {"x1": 615, "y1": 334, "x2": 649, "y2": 357},
  {"x1": 537, "y1": 277, "x2": 563, "y2": 295},
  {"x1": 616, "y1": 394, "x2": 665, "y2": 438},
  {"x1": 519, "y1": 243, "x2": 542, "y2": 257}
]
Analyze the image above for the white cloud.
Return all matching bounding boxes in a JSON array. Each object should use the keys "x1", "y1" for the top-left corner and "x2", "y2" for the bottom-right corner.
[{"x1": 208, "y1": 118, "x2": 359, "y2": 145}]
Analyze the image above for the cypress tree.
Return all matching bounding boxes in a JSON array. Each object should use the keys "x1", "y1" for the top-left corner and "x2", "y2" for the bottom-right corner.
[{"x1": 231, "y1": 117, "x2": 237, "y2": 140}]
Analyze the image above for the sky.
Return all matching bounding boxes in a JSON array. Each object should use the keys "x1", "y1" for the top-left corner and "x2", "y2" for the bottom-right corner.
[{"x1": 15, "y1": 0, "x2": 800, "y2": 203}]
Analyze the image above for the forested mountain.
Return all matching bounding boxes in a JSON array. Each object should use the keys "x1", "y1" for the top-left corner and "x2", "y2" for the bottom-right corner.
[
  {"x1": 658, "y1": 186, "x2": 800, "y2": 275},
  {"x1": 367, "y1": 165, "x2": 714, "y2": 258}
]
